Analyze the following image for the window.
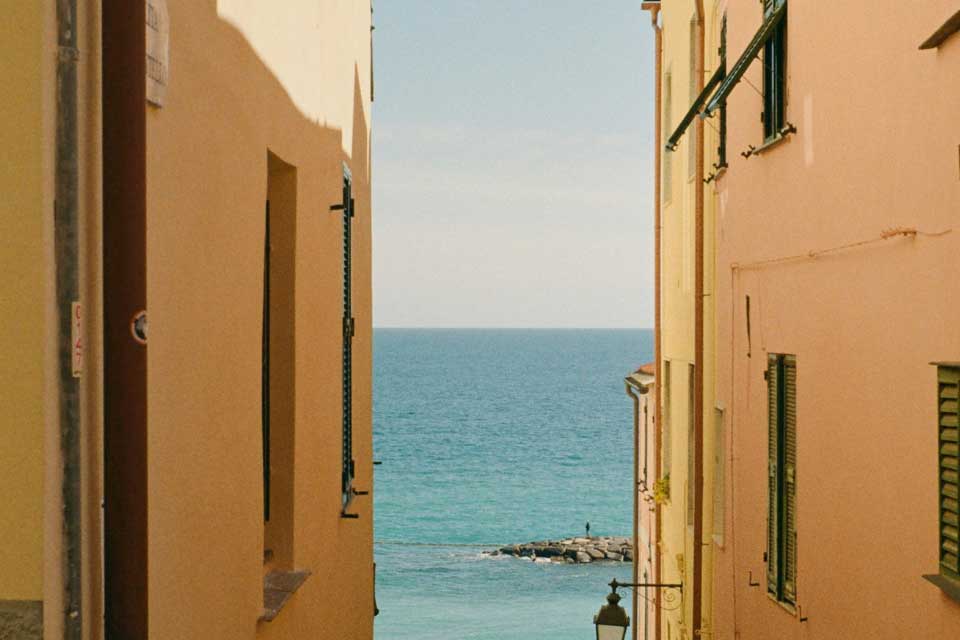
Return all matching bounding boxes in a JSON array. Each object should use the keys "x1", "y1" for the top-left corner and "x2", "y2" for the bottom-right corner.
[
  {"x1": 717, "y1": 15, "x2": 727, "y2": 168},
  {"x1": 663, "y1": 360, "x2": 672, "y2": 478},
  {"x1": 713, "y1": 406, "x2": 726, "y2": 545},
  {"x1": 687, "y1": 364, "x2": 695, "y2": 526},
  {"x1": 762, "y1": 0, "x2": 787, "y2": 141},
  {"x1": 703, "y1": 1, "x2": 785, "y2": 121},
  {"x1": 641, "y1": 396, "x2": 650, "y2": 488},
  {"x1": 687, "y1": 15, "x2": 698, "y2": 180},
  {"x1": 935, "y1": 366, "x2": 960, "y2": 583},
  {"x1": 338, "y1": 165, "x2": 357, "y2": 512},
  {"x1": 766, "y1": 353, "x2": 797, "y2": 606},
  {"x1": 663, "y1": 69, "x2": 673, "y2": 202},
  {"x1": 264, "y1": 151, "x2": 297, "y2": 568}
]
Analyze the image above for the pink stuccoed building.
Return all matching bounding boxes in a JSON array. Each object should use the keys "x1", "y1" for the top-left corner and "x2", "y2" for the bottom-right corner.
[{"x1": 711, "y1": 1, "x2": 960, "y2": 638}]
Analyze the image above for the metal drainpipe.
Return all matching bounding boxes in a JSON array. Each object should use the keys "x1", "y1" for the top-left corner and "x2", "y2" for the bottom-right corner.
[
  {"x1": 55, "y1": 0, "x2": 83, "y2": 638},
  {"x1": 692, "y1": 0, "x2": 706, "y2": 638},
  {"x1": 643, "y1": 4, "x2": 664, "y2": 639},
  {"x1": 625, "y1": 380, "x2": 641, "y2": 640}
]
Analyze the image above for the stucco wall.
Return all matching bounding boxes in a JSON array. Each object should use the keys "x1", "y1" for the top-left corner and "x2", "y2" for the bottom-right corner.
[
  {"x1": 658, "y1": 1, "x2": 722, "y2": 636},
  {"x1": 145, "y1": 2, "x2": 372, "y2": 639},
  {"x1": 216, "y1": 0, "x2": 373, "y2": 161},
  {"x1": 713, "y1": 1, "x2": 960, "y2": 638},
  {"x1": 1, "y1": 4, "x2": 104, "y2": 639},
  {"x1": 0, "y1": 0, "x2": 49, "y2": 607}
]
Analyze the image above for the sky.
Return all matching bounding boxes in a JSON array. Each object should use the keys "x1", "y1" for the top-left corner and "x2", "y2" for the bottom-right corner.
[{"x1": 372, "y1": 1, "x2": 655, "y2": 328}]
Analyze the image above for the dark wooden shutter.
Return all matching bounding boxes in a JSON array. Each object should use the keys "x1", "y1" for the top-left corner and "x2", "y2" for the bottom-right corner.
[
  {"x1": 340, "y1": 171, "x2": 356, "y2": 507},
  {"x1": 766, "y1": 354, "x2": 780, "y2": 595},
  {"x1": 764, "y1": 0, "x2": 785, "y2": 17},
  {"x1": 762, "y1": 2, "x2": 787, "y2": 140},
  {"x1": 938, "y1": 366, "x2": 960, "y2": 579},
  {"x1": 704, "y1": 1, "x2": 786, "y2": 118},
  {"x1": 718, "y1": 15, "x2": 728, "y2": 168},
  {"x1": 782, "y1": 355, "x2": 797, "y2": 604}
]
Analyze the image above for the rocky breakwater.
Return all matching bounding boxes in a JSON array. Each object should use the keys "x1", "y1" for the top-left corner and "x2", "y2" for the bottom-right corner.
[{"x1": 488, "y1": 536, "x2": 633, "y2": 564}]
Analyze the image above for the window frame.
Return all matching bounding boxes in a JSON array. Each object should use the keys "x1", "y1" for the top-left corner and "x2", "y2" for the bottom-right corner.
[
  {"x1": 713, "y1": 406, "x2": 726, "y2": 546},
  {"x1": 717, "y1": 14, "x2": 728, "y2": 169},
  {"x1": 935, "y1": 367, "x2": 960, "y2": 579},
  {"x1": 766, "y1": 353, "x2": 797, "y2": 608},
  {"x1": 762, "y1": 0, "x2": 787, "y2": 142},
  {"x1": 663, "y1": 360, "x2": 672, "y2": 479}
]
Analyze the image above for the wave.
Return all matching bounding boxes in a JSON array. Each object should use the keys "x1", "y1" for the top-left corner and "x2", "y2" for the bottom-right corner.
[{"x1": 374, "y1": 540, "x2": 504, "y2": 548}]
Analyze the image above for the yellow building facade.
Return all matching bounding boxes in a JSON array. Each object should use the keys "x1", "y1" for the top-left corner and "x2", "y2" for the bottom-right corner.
[
  {"x1": 1, "y1": 2, "x2": 375, "y2": 639},
  {"x1": 647, "y1": 1, "x2": 724, "y2": 637},
  {"x1": 0, "y1": 2, "x2": 54, "y2": 634}
]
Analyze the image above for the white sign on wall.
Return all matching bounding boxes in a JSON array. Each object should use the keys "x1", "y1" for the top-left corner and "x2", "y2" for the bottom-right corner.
[{"x1": 146, "y1": 0, "x2": 169, "y2": 107}]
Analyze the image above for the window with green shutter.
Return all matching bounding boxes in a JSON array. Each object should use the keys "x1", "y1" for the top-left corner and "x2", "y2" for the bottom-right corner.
[
  {"x1": 766, "y1": 353, "x2": 797, "y2": 606},
  {"x1": 925, "y1": 365, "x2": 960, "y2": 601},
  {"x1": 762, "y1": 0, "x2": 787, "y2": 141},
  {"x1": 335, "y1": 165, "x2": 358, "y2": 515},
  {"x1": 937, "y1": 366, "x2": 960, "y2": 580},
  {"x1": 717, "y1": 15, "x2": 727, "y2": 169}
]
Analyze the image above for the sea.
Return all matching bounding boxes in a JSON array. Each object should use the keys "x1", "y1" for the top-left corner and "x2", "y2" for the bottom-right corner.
[{"x1": 373, "y1": 328, "x2": 653, "y2": 640}]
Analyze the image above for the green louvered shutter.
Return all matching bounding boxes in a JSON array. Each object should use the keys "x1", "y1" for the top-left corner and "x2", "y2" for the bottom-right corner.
[
  {"x1": 338, "y1": 168, "x2": 356, "y2": 508},
  {"x1": 766, "y1": 355, "x2": 780, "y2": 595},
  {"x1": 764, "y1": 0, "x2": 784, "y2": 16},
  {"x1": 782, "y1": 356, "x2": 797, "y2": 604},
  {"x1": 938, "y1": 366, "x2": 960, "y2": 580}
]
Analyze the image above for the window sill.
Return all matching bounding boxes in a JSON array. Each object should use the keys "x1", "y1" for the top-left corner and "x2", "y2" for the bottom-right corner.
[
  {"x1": 923, "y1": 573, "x2": 960, "y2": 605},
  {"x1": 753, "y1": 132, "x2": 792, "y2": 156},
  {"x1": 260, "y1": 570, "x2": 311, "y2": 622},
  {"x1": 766, "y1": 593, "x2": 797, "y2": 617}
]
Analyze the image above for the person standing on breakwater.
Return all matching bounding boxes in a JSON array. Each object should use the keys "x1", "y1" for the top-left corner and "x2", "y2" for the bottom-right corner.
[{"x1": 585, "y1": 522, "x2": 591, "y2": 538}]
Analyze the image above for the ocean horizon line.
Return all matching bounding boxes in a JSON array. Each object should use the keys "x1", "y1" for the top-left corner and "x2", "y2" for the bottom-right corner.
[{"x1": 372, "y1": 326, "x2": 653, "y2": 331}]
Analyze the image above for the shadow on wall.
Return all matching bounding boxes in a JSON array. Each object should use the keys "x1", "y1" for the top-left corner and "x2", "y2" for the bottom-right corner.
[{"x1": 104, "y1": 3, "x2": 373, "y2": 640}]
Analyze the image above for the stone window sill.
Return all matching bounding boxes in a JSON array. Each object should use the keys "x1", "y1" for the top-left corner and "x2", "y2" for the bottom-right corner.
[
  {"x1": 753, "y1": 132, "x2": 791, "y2": 156},
  {"x1": 766, "y1": 593, "x2": 797, "y2": 618},
  {"x1": 923, "y1": 573, "x2": 960, "y2": 605},
  {"x1": 260, "y1": 570, "x2": 311, "y2": 622}
]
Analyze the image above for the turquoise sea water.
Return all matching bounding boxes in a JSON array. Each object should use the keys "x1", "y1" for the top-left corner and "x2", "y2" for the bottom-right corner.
[{"x1": 373, "y1": 329, "x2": 653, "y2": 640}]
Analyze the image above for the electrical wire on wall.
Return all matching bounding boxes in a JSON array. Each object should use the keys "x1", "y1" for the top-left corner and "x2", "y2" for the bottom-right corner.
[
  {"x1": 723, "y1": 223, "x2": 951, "y2": 633},
  {"x1": 732, "y1": 227, "x2": 953, "y2": 272}
]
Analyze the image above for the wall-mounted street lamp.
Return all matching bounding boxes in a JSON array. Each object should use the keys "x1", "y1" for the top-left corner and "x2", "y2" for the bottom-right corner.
[{"x1": 593, "y1": 579, "x2": 683, "y2": 640}]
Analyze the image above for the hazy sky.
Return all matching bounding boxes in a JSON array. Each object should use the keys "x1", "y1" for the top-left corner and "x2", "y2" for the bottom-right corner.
[{"x1": 372, "y1": 1, "x2": 655, "y2": 328}]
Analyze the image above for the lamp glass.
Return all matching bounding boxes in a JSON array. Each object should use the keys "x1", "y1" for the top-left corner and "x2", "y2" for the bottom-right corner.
[{"x1": 596, "y1": 623, "x2": 628, "y2": 640}]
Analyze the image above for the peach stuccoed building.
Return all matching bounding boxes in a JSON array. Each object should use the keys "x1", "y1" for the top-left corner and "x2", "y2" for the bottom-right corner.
[
  {"x1": 712, "y1": 1, "x2": 960, "y2": 638},
  {"x1": 640, "y1": 1, "x2": 960, "y2": 638},
  {"x1": 0, "y1": 2, "x2": 375, "y2": 639}
]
